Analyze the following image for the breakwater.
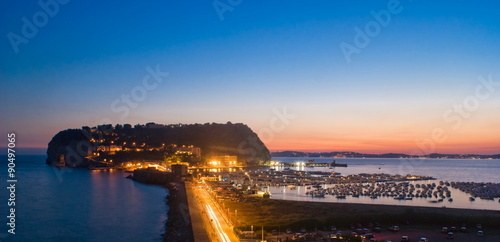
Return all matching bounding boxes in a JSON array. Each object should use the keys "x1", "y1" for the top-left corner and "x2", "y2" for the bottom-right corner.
[
  {"x1": 163, "y1": 182, "x2": 194, "y2": 242},
  {"x1": 131, "y1": 168, "x2": 176, "y2": 185},
  {"x1": 130, "y1": 169, "x2": 195, "y2": 242}
]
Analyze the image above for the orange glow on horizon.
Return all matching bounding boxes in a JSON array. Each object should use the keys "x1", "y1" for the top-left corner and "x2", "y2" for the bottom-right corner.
[{"x1": 265, "y1": 129, "x2": 500, "y2": 155}]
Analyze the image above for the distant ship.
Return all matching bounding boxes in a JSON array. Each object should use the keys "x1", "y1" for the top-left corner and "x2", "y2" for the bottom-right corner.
[{"x1": 330, "y1": 160, "x2": 348, "y2": 167}]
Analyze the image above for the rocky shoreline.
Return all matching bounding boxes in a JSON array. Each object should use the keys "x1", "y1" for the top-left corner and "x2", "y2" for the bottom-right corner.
[
  {"x1": 163, "y1": 182, "x2": 194, "y2": 242},
  {"x1": 129, "y1": 170, "x2": 194, "y2": 242}
]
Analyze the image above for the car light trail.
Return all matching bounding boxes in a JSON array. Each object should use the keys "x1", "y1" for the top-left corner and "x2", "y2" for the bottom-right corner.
[{"x1": 206, "y1": 204, "x2": 231, "y2": 242}]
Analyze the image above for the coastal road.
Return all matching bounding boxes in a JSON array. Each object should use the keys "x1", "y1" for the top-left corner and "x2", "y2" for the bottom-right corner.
[
  {"x1": 185, "y1": 182, "x2": 211, "y2": 241},
  {"x1": 189, "y1": 182, "x2": 240, "y2": 242}
]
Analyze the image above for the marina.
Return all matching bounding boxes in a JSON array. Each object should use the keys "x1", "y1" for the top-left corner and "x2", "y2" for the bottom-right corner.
[
  {"x1": 198, "y1": 157, "x2": 500, "y2": 211},
  {"x1": 268, "y1": 181, "x2": 500, "y2": 211}
]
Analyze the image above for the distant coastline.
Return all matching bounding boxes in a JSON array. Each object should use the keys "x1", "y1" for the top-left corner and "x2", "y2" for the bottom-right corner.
[{"x1": 271, "y1": 151, "x2": 500, "y2": 159}]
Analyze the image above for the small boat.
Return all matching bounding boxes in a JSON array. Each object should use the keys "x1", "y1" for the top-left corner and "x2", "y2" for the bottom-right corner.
[
  {"x1": 469, "y1": 197, "x2": 476, "y2": 201},
  {"x1": 312, "y1": 191, "x2": 325, "y2": 198}
]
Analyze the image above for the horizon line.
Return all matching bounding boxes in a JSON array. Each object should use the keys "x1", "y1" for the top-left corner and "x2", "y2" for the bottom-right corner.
[
  {"x1": 1, "y1": 147, "x2": 498, "y2": 157},
  {"x1": 269, "y1": 149, "x2": 500, "y2": 156}
]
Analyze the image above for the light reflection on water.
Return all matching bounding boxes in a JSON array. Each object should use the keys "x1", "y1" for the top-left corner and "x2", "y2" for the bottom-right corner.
[{"x1": 6, "y1": 156, "x2": 167, "y2": 242}]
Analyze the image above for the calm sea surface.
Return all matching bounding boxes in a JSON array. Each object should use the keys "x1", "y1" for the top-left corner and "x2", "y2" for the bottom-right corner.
[
  {"x1": 0, "y1": 155, "x2": 167, "y2": 242},
  {"x1": 1, "y1": 156, "x2": 499, "y2": 241},
  {"x1": 269, "y1": 157, "x2": 500, "y2": 211},
  {"x1": 272, "y1": 157, "x2": 500, "y2": 183}
]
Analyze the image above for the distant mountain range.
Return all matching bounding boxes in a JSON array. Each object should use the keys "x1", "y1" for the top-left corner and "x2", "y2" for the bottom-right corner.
[{"x1": 270, "y1": 151, "x2": 500, "y2": 159}]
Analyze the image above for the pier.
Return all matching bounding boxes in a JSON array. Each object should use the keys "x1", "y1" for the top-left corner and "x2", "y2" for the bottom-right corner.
[{"x1": 276, "y1": 159, "x2": 348, "y2": 168}]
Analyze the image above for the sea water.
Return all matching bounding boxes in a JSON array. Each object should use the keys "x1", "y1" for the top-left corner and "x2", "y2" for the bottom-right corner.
[{"x1": 0, "y1": 155, "x2": 167, "y2": 241}]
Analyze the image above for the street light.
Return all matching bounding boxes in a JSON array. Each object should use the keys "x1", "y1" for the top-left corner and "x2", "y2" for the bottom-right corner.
[{"x1": 261, "y1": 226, "x2": 264, "y2": 242}]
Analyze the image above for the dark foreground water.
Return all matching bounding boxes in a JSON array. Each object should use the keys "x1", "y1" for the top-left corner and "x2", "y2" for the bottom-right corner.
[{"x1": 0, "y1": 155, "x2": 167, "y2": 242}]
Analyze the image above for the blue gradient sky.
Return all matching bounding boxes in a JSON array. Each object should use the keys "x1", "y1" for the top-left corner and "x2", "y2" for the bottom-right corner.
[{"x1": 1, "y1": 0, "x2": 499, "y2": 154}]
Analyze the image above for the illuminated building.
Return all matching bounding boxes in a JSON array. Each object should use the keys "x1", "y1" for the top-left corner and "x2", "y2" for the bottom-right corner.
[
  {"x1": 175, "y1": 145, "x2": 201, "y2": 157},
  {"x1": 208, "y1": 155, "x2": 238, "y2": 167}
]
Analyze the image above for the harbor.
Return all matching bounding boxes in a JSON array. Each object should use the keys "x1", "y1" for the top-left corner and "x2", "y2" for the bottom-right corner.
[
  {"x1": 197, "y1": 166, "x2": 500, "y2": 241},
  {"x1": 196, "y1": 160, "x2": 500, "y2": 211}
]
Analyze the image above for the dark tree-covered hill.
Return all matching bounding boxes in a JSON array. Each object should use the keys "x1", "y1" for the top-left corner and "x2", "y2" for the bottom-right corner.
[{"x1": 46, "y1": 122, "x2": 270, "y2": 167}]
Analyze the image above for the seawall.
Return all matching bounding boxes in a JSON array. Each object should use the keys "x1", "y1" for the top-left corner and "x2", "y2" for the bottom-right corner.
[
  {"x1": 130, "y1": 169, "x2": 197, "y2": 241},
  {"x1": 163, "y1": 182, "x2": 195, "y2": 242}
]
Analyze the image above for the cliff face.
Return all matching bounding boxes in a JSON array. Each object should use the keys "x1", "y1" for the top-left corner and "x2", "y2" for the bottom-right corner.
[
  {"x1": 46, "y1": 129, "x2": 94, "y2": 167},
  {"x1": 46, "y1": 122, "x2": 271, "y2": 166}
]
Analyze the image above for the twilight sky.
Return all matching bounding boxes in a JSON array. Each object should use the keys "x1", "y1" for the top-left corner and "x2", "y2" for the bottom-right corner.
[{"x1": 1, "y1": 0, "x2": 499, "y2": 154}]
